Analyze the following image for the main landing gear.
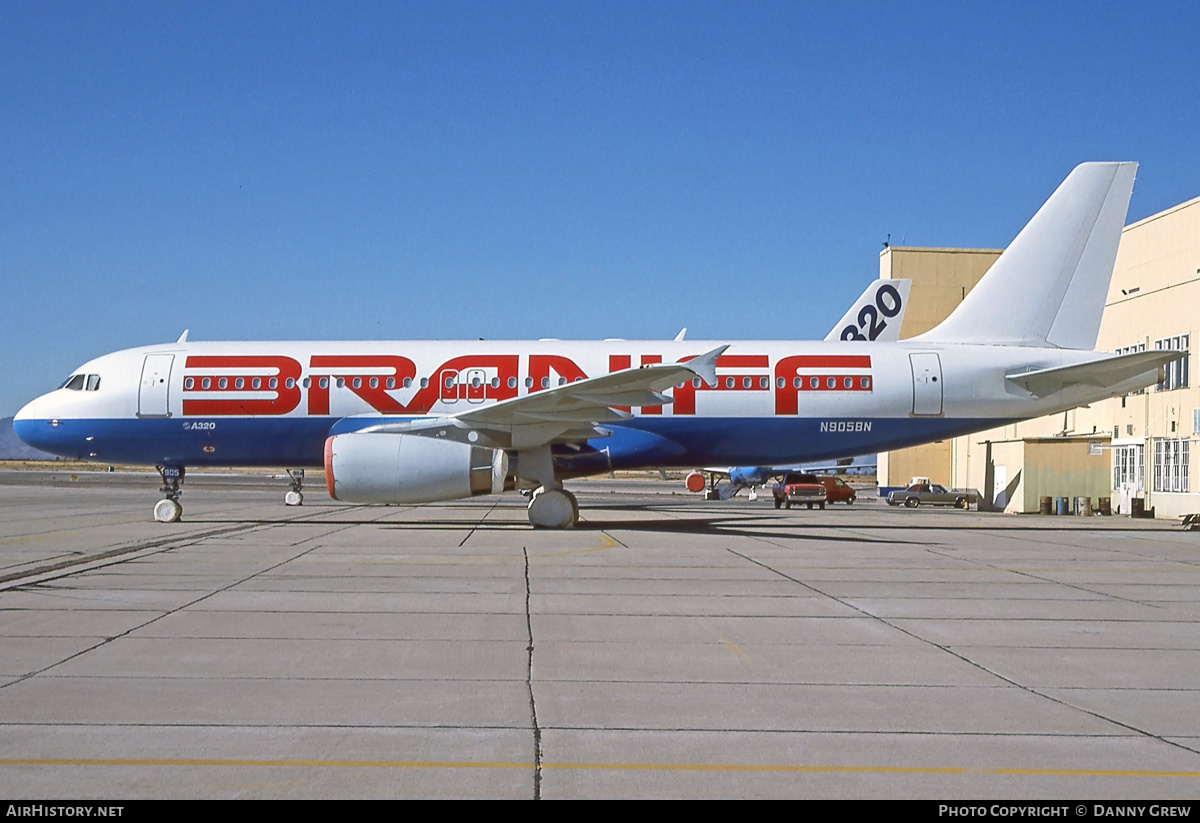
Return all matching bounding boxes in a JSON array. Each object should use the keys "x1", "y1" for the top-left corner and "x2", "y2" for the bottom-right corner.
[
  {"x1": 527, "y1": 487, "x2": 579, "y2": 529},
  {"x1": 285, "y1": 469, "x2": 305, "y2": 506},
  {"x1": 153, "y1": 465, "x2": 185, "y2": 523},
  {"x1": 518, "y1": 445, "x2": 578, "y2": 529}
]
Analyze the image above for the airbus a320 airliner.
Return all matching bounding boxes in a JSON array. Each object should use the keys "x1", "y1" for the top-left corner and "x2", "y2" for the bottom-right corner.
[{"x1": 14, "y1": 163, "x2": 1182, "y2": 528}]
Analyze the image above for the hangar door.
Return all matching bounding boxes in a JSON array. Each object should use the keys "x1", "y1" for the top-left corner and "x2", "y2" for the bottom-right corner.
[
  {"x1": 138, "y1": 354, "x2": 174, "y2": 418},
  {"x1": 909, "y1": 352, "x2": 943, "y2": 416}
]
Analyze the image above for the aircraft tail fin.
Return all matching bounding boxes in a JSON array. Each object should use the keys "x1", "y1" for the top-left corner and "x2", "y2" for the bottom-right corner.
[
  {"x1": 825, "y1": 279, "x2": 911, "y2": 342},
  {"x1": 916, "y1": 162, "x2": 1137, "y2": 350}
]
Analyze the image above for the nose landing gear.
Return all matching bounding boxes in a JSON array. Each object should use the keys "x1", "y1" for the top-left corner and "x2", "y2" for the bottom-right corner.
[
  {"x1": 285, "y1": 468, "x2": 305, "y2": 506},
  {"x1": 154, "y1": 465, "x2": 185, "y2": 522}
]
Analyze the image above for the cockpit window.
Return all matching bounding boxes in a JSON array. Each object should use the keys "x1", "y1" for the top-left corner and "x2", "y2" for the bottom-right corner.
[{"x1": 59, "y1": 373, "x2": 101, "y2": 391}]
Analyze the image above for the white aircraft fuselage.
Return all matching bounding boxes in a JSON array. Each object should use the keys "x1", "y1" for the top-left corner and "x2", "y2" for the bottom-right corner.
[{"x1": 14, "y1": 338, "x2": 1132, "y2": 472}]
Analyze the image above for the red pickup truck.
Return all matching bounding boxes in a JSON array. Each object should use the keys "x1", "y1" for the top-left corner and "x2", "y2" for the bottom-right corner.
[
  {"x1": 772, "y1": 473, "x2": 858, "y2": 509},
  {"x1": 772, "y1": 473, "x2": 828, "y2": 509}
]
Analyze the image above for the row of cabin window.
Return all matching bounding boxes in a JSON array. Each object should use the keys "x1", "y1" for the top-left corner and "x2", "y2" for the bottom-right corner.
[
  {"x1": 181, "y1": 374, "x2": 874, "y2": 392},
  {"x1": 61, "y1": 374, "x2": 101, "y2": 391}
]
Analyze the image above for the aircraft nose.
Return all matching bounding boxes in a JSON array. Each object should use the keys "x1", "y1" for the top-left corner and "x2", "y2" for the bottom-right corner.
[
  {"x1": 14, "y1": 394, "x2": 41, "y2": 423},
  {"x1": 12, "y1": 394, "x2": 64, "y2": 454}
]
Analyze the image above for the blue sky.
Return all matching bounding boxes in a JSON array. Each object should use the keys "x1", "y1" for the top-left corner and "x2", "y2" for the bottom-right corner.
[{"x1": 3, "y1": 1, "x2": 1199, "y2": 416}]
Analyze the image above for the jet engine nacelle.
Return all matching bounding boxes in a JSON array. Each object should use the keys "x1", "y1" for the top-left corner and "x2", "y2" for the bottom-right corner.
[{"x1": 324, "y1": 432, "x2": 508, "y2": 504}]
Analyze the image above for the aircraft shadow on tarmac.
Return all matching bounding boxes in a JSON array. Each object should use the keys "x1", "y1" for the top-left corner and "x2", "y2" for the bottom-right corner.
[
  {"x1": 177, "y1": 509, "x2": 927, "y2": 545},
  {"x1": 179, "y1": 503, "x2": 1175, "y2": 545}
]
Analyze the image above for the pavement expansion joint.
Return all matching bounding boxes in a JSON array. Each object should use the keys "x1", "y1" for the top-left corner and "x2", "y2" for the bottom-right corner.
[{"x1": 523, "y1": 545, "x2": 543, "y2": 800}]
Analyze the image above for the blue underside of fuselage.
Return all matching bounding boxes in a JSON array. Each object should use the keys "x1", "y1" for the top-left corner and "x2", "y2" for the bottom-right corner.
[{"x1": 14, "y1": 415, "x2": 1016, "y2": 474}]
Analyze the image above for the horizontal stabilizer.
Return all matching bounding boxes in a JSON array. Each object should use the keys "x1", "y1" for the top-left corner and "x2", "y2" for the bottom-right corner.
[{"x1": 1006, "y1": 350, "x2": 1183, "y2": 397}]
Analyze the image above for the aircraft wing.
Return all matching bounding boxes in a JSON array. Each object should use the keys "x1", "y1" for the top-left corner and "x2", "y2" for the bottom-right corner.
[
  {"x1": 362, "y1": 345, "x2": 728, "y2": 450},
  {"x1": 1006, "y1": 350, "x2": 1183, "y2": 397}
]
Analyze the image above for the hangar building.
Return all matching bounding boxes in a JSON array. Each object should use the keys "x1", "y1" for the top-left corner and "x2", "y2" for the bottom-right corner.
[{"x1": 877, "y1": 193, "x2": 1200, "y2": 517}]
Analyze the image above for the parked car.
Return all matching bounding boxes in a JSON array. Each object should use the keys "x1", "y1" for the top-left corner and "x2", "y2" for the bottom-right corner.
[
  {"x1": 772, "y1": 473, "x2": 828, "y2": 509},
  {"x1": 887, "y1": 482, "x2": 975, "y2": 509}
]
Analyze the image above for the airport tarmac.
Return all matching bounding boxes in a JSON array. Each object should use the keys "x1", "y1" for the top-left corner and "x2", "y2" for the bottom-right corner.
[{"x1": 1, "y1": 470, "x2": 1199, "y2": 799}]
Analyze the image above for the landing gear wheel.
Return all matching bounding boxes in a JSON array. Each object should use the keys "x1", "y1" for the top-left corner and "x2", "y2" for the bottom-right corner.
[
  {"x1": 905, "y1": 497, "x2": 919, "y2": 508},
  {"x1": 154, "y1": 465, "x2": 185, "y2": 524},
  {"x1": 153, "y1": 499, "x2": 182, "y2": 523},
  {"x1": 286, "y1": 469, "x2": 305, "y2": 506},
  {"x1": 528, "y1": 488, "x2": 578, "y2": 529}
]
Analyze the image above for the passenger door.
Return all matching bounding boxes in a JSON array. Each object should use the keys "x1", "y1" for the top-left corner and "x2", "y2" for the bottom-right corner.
[
  {"x1": 909, "y1": 352, "x2": 943, "y2": 416},
  {"x1": 138, "y1": 354, "x2": 174, "y2": 418}
]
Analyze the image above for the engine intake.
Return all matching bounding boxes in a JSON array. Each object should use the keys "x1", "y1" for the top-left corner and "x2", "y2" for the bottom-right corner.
[{"x1": 325, "y1": 432, "x2": 508, "y2": 504}]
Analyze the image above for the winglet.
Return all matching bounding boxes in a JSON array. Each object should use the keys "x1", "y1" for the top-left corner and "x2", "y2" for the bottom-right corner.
[
  {"x1": 674, "y1": 328, "x2": 687, "y2": 342},
  {"x1": 176, "y1": 330, "x2": 189, "y2": 344},
  {"x1": 685, "y1": 345, "x2": 728, "y2": 387}
]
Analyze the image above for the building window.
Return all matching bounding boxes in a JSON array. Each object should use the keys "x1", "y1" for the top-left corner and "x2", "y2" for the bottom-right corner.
[
  {"x1": 1152, "y1": 439, "x2": 1190, "y2": 493},
  {"x1": 1113, "y1": 444, "x2": 1145, "y2": 492},
  {"x1": 1116, "y1": 342, "x2": 1147, "y2": 394},
  {"x1": 1154, "y1": 335, "x2": 1189, "y2": 391}
]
